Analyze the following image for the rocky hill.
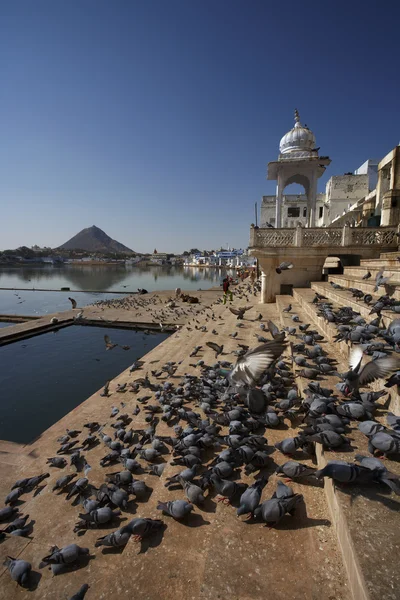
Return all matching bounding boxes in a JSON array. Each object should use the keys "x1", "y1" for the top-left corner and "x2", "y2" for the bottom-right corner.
[{"x1": 57, "y1": 225, "x2": 133, "y2": 254}]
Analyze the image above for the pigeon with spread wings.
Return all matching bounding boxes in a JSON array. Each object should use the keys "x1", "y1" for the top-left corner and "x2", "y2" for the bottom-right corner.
[
  {"x1": 267, "y1": 320, "x2": 286, "y2": 342},
  {"x1": 227, "y1": 340, "x2": 286, "y2": 389},
  {"x1": 341, "y1": 346, "x2": 400, "y2": 396},
  {"x1": 205, "y1": 341, "x2": 224, "y2": 358},
  {"x1": 104, "y1": 335, "x2": 117, "y2": 350},
  {"x1": 229, "y1": 306, "x2": 252, "y2": 320}
]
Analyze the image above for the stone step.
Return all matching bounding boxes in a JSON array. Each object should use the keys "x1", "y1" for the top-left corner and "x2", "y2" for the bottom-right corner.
[
  {"x1": 345, "y1": 266, "x2": 400, "y2": 283},
  {"x1": 282, "y1": 289, "x2": 400, "y2": 600},
  {"x1": 379, "y1": 251, "x2": 400, "y2": 260},
  {"x1": 359, "y1": 258, "x2": 400, "y2": 269},
  {"x1": 309, "y1": 281, "x2": 395, "y2": 329},
  {"x1": 328, "y1": 274, "x2": 400, "y2": 301},
  {"x1": 293, "y1": 285, "x2": 400, "y2": 412}
]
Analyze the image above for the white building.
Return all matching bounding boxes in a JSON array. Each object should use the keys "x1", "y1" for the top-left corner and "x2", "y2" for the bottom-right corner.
[
  {"x1": 260, "y1": 111, "x2": 377, "y2": 229},
  {"x1": 263, "y1": 110, "x2": 331, "y2": 228}
]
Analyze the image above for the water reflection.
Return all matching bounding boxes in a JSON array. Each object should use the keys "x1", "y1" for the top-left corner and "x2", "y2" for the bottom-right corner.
[
  {"x1": 0, "y1": 264, "x2": 233, "y2": 292},
  {"x1": 0, "y1": 325, "x2": 169, "y2": 443}
]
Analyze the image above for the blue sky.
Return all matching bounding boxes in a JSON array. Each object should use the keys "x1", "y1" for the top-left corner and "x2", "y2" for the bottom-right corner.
[{"x1": 1, "y1": 1, "x2": 399, "y2": 253}]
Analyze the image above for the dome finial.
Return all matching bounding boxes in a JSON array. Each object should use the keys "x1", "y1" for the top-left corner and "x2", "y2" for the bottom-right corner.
[{"x1": 294, "y1": 108, "x2": 301, "y2": 125}]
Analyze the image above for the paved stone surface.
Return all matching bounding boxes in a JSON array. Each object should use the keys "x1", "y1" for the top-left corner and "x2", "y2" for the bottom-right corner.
[{"x1": 0, "y1": 282, "x2": 349, "y2": 600}]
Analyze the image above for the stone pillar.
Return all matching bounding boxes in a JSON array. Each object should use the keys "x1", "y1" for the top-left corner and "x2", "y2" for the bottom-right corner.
[
  {"x1": 294, "y1": 222, "x2": 304, "y2": 246},
  {"x1": 260, "y1": 270, "x2": 268, "y2": 303},
  {"x1": 308, "y1": 173, "x2": 318, "y2": 227},
  {"x1": 381, "y1": 190, "x2": 400, "y2": 226},
  {"x1": 341, "y1": 222, "x2": 352, "y2": 246},
  {"x1": 275, "y1": 176, "x2": 283, "y2": 228}
]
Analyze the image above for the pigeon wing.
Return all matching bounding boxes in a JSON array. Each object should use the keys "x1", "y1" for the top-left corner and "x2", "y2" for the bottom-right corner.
[
  {"x1": 267, "y1": 320, "x2": 280, "y2": 337},
  {"x1": 359, "y1": 356, "x2": 400, "y2": 386},
  {"x1": 229, "y1": 307, "x2": 241, "y2": 316},
  {"x1": 230, "y1": 341, "x2": 286, "y2": 385},
  {"x1": 104, "y1": 335, "x2": 111, "y2": 345},
  {"x1": 349, "y1": 346, "x2": 364, "y2": 371}
]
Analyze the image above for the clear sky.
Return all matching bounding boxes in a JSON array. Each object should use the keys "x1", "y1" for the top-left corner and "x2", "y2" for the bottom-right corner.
[{"x1": 1, "y1": 1, "x2": 399, "y2": 253}]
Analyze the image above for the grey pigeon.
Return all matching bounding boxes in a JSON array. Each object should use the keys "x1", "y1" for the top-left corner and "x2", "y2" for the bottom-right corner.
[
  {"x1": 95, "y1": 525, "x2": 132, "y2": 547},
  {"x1": 52, "y1": 473, "x2": 77, "y2": 492},
  {"x1": 69, "y1": 584, "x2": 90, "y2": 600},
  {"x1": 3, "y1": 556, "x2": 32, "y2": 586},
  {"x1": 275, "y1": 461, "x2": 316, "y2": 480},
  {"x1": 276, "y1": 261, "x2": 293, "y2": 274},
  {"x1": 210, "y1": 473, "x2": 248, "y2": 504},
  {"x1": 40, "y1": 544, "x2": 89, "y2": 568},
  {"x1": 180, "y1": 479, "x2": 205, "y2": 505},
  {"x1": 128, "y1": 517, "x2": 164, "y2": 541},
  {"x1": 0, "y1": 506, "x2": 19, "y2": 522},
  {"x1": 157, "y1": 499, "x2": 193, "y2": 520},
  {"x1": 46, "y1": 457, "x2": 67, "y2": 468},
  {"x1": 66, "y1": 477, "x2": 88, "y2": 500},
  {"x1": 237, "y1": 477, "x2": 268, "y2": 517},
  {"x1": 78, "y1": 507, "x2": 121, "y2": 525},
  {"x1": 254, "y1": 494, "x2": 302, "y2": 525},
  {"x1": 3, "y1": 514, "x2": 30, "y2": 533},
  {"x1": 274, "y1": 436, "x2": 304, "y2": 455},
  {"x1": 367, "y1": 432, "x2": 400, "y2": 457}
]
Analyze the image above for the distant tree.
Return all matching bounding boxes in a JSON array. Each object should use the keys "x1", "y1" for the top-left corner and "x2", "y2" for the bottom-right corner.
[
  {"x1": 190, "y1": 248, "x2": 200, "y2": 254},
  {"x1": 16, "y1": 246, "x2": 36, "y2": 258}
]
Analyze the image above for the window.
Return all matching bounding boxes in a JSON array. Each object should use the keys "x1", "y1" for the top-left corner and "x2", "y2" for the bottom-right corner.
[
  {"x1": 287, "y1": 207, "x2": 300, "y2": 218},
  {"x1": 319, "y1": 206, "x2": 323, "y2": 219},
  {"x1": 303, "y1": 207, "x2": 307, "y2": 217}
]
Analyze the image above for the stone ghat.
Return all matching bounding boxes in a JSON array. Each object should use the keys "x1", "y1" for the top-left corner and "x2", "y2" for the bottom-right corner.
[
  {"x1": 0, "y1": 282, "x2": 350, "y2": 600},
  {"x1": 2, "y1": 275, "x2": 400, "y2": 600},
  {"x1": 0, "y1": 289, "x2": 222, "y2": 346}
]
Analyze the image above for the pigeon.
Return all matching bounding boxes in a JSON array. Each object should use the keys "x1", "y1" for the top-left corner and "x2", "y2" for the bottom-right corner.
[
  {"x1": 367, "y1": 432, "x2": 400, "y2": 457},
  {"x1": 237, "y1": 477, "x2": 268, "y2": 517},
  {"x1": 254, "y1": 494, "x2": 302, "y2": 525},
  {"x1": 0, "y1": 506, "x2": 19, "y2": 522},
  {"x1": 2, "y1": 514, "x2": 30, "y2": 533},
  {"x1": 104, "y1": 334, "x2": 117, "y2": 350},
  {"x1": 227, "y1": 341, "x2": 286, "y2": 389},
  {"x1": 341, "y1": 347, "x2": 400, "y2": 397},
  {"x1": 210, "y1": 473, "x2": 248, "y2": 504},
  {"x1": 66, "y1": 477, "x2": 88, "y2": 500},
  {"x1": 157, "y1": 500, "x2": 194, "y2": 520},
  {"x1": 205, "y1": 341, "x2": 224, "y2": 358},
  {"x1": 229, "y1": 306, "x2": 252, "y2": 320},
  {"x1": 276, "y1": 261, "x2": 293, "y2": 274},
  {"x1": 267, "y1": 320, "x2": 286, "y2": 342},
  {"x1": 95, "y1": 525, "x2": 133, "y2": 548},
  {"x1": 68, "y1": 297, "x2": 77, "y2": 309},
  {"x1": 180, "y1": 479, "x2": 205, "y2": 505},
  {"x1": 3, "y1": 556, "x2": 32, "y2": 586},
  {"x1": 46, "y1": 457, "x2": 67, "y2": 468},
  {"x1": 362, "y1": 271, "x2": 371, "y2": 280},
  {"x1": 40, "y1": 544, "x2": 89, "y2": 568},
  {"x1": 283, "y1": 304, "x2": 292, "y2": 313}
]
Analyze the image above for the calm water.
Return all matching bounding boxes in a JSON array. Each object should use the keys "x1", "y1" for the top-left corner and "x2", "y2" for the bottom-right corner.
[
  {"x1": 0, "y1": 264, "x2": 230, "y2": 316},
  {"x1": 0, "y1": 325, "x2": 168, "y2": 443}
]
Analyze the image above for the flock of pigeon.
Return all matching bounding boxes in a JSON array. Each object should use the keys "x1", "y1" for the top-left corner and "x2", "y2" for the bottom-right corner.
[{"x1": 1, "y1": 271, "x2": 400, "y2": 596}]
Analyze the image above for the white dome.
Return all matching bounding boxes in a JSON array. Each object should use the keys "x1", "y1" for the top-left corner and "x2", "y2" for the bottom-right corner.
[{"x1": 279, "y1": 110, "x2": 316, "y2": 157}]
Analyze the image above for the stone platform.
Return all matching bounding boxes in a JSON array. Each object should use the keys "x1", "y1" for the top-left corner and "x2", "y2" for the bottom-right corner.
[{"x1": 0, "y1": 283, "x2": 349, "y2": 600}]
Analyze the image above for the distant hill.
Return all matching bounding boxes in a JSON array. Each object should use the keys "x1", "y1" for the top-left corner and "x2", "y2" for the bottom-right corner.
[{"x1": 57, "y1": 225, "x2": 134, "y2": 254}]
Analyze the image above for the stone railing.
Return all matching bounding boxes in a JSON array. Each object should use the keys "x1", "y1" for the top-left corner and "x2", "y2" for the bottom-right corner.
[{"x1": 250, "y1": 223, "x2": 400, "y2": 248}]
